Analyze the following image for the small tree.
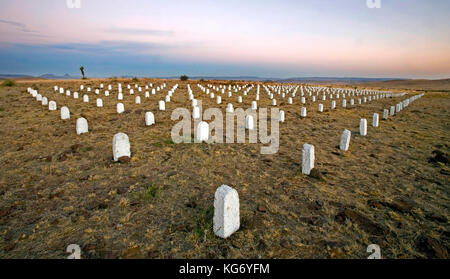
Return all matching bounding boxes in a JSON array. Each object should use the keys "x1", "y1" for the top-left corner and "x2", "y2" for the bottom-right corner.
[
  {"x1": 80, "y1": 66, "x2": 86, "y2": 79},
  {"x1": 180, "y1": 75, "x2": 189, "y2": 81}
]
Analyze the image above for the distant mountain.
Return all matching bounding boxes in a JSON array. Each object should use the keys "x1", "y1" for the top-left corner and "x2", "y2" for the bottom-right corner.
[
  {"x1": 0, "y1": 73, "x2": 415, "y2": 84},
  {"x1": 157, "y1": 76, "x2": 404, "y2": 83},
  {"x1": 0, "y1": 73, "x2": 80, "y2": 80},
  {"x1": 278, "y1": 77, "x2": 404, "y2": 84},
  {"x1": 38, "y1": 73, "x2": 80, "y2": 79},
  {"x1": 0, "y1": 74, "x2": 35, "y2": 79}
]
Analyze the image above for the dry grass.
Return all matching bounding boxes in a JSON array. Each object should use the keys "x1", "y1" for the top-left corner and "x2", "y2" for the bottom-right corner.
[{"x1": 0, "y1": 79, "x2": 449, "y2": 259}]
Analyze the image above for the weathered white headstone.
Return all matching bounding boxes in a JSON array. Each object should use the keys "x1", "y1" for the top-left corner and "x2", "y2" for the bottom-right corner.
[
  {"x1": 372, "y1": 113, "x2": 379, "y2": 127},
  {"x1": 226, "y1": 104, "x2": 234, "y2": 113},
  {"x1": 83, "y1": 95, "x2": 89, "y2": 103},
  {"x1": 76, "y1": 117, "x2": 88, "y2": 135},
  {"x1": 135, "y1": 96, "x2": 141, "y2": 104},
  {"x1": 213, "y1": 185, "x2": 240, "y2": 239},
  {"x1": 49, "y1": 101, "x2": 57, "y2": 111},
  {"x1": 73, "y1": 92, "x2": 79, "y2": 99},
  {"x1": 245, "y1": 115, "x2": 254, "y2": 130},
  {"x1": 331, "y1": 101, "x2": 336, "y2": 109},
  {"x1": 117, "y1": 103, "x2": 125, "y2": 114},
  {"x1": 196, "y1": 121, "x2": 209, "y2": 142},
  {"x1": 390, "y1": 106, "x2": 395, "y2": 116},
  {"x1": 251, "y1": 101, "x2": 257, "y2": 110},
  {"x1": 302, "y1": 144, "x2": 315, "y2": 175},
  {"x1": 112, "y1": 133, "x2": 131, "y2": 162},
  {"x1": 41, "y1": 97, "x2": 48, "y2": 106},
  {"x1": 318, "y1": 104, "x2": 323, "y2": 112},
  {"x1": 279, "y1": 110, "x2": 285, "y2": 122},
  {"x1": 96, "y1": 98, "x2": 103, "y2": 107},
  {"x1": 60, "y1": 106, "x2": 70, "y2": 120},
  {"x1": 360, "y1": 118, "x2": 367, "y2": 136},
  {"x1": 340, "y1": 129, "x2": 351, "y2": 151},
  {"x1": 301, "y1": 107, "x2": 307, "y2": 117},
  {"x1": 118, "y1": 93, "x2": 123, "y2": 100},
  {"x1": 145, "y1": 112, "x2": 155, "y2": 126},
  {"x1": 159, "y1": 100, "x2": 165, "y2": 111},
  {"x1": 192, "y1": 106, "x2": 200, "y2": 119},
  {"x1": 383, "y1": 109, "x2": 389, "y2": 120}
]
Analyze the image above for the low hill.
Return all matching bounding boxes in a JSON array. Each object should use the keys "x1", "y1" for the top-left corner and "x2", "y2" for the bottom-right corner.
[{"x1": 358, "y1": 79, "x2": 450, "y2": 91}]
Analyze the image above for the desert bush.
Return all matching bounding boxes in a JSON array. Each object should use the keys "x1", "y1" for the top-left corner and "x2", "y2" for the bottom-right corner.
[
  {"x1": 132, "y1": 77, "x2": 139, "y2": 82},
  {"x1": 180, "y1": 75, "x2": 189, "y2": 81},
  {"x1": 1, "y1": 79, "x2": 16, "y2": 87}
]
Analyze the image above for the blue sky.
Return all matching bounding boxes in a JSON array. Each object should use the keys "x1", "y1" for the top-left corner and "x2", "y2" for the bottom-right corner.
[{"x1": 0, "y1": 0, "x2": 449, "y2": 78}]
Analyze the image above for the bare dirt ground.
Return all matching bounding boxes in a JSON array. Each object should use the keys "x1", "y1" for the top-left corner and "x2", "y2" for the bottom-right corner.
[{"x1": 0, "y1": 78, "x2": 449, "y2": 259}]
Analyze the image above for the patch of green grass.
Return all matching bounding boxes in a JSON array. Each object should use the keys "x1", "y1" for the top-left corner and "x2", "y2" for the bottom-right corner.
[
  {"x1": 192, "y1": 206, "x2": 214, "y2": 241},
  {"x1": 164, "y1": 138, "x2": 175, "y2": 145},
  {"x1": 152, "y1": 142, "x2": 163, "y2": 148},
  {"x1": 132, "y1": 184, "x2": 161, "y2": 203},
  {"x1": 79, "y1": 146, "x2": 94, "y2": 153},
  {"x1": 1, "y1": 80, "x2": 16, "y2": 87},
  {"x1": 0, "y1": 107, "x2": 4, "y2": 112},
  {"x1": 152, "y1": 138, "x2": 175, "y2": 147}
]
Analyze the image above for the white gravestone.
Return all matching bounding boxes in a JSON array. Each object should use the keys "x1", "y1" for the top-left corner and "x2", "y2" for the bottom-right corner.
[
  {"x1": 96, "y1": 99, "x2": 103, "y2": 107},
  {"x1": 159, "y1": 100, "x2": 165, "y2": 111},
  {"x1": 372, "y1": 113, "x2": 379, "y2": 127},
  {"x1": 318, "y1": 104, "x2": 323, "y2": 112},
  {"x1": 60, "y1": 106, "x2": 70, "y2": 120},
  {"x1": 49, "y1": 101, "x2": 57, "y2": 111},
  {"x1": 192, "y1": 106, "x2": 201, "y2": 119},
  {"x1": 196, "y1": 121, "x2": 209, "y2": 142},
  {"x1": 302, "y1": 144, "x2": 315, "y2": 175},
  {"x1": 301, "y1": 107, "x2": 307, "y2": 117},
  {"x1": 245, "y1": 115, "x2": 254, "y2": 130},
  {"x1": 112, "y1": 133, "x2": 131, "y2": 162},
  {"x1": 360, "y1": 119, "x2": 367, "y2": 136},
  {"x1": 76, "y1": 118, "x2": 88, "y2": 135},
  {"x1": 383, "y1": 109, "x2": 389, "y2": 120},
  {"x1": 213, "y1": 185, "x2": 240, "y2": 239},
  {"x1": 340, "y1": 129, "x2": 351, "y2": 151},
  {"x1": 145, "y1": 112, "x2": 155, "y2": 126},
  {"x1": 117, "y1": 103, "x2": 125, "y2": 114}
]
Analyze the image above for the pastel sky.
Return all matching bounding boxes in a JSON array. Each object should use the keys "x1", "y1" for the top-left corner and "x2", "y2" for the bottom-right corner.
[{"x1": 0, "y1": 0, "x2": 449, "y2": 78}]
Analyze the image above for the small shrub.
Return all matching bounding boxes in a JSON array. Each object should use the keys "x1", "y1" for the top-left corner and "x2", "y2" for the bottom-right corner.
[
  {"x1": 192, "y1": 207, "x2": 214, "y2": 241},
  {"x1": 180, "y1": 75, "x2": 189, "y2": 81},
  {"x1": 132, "y1": 184, "x2": 161, "y2": 203},
  {"x1": 1, "y1": 80, "x2": 16, "y2": 87},
  {"x1": 132, "y1": 77, "x2": 139, "y2": 82}
]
